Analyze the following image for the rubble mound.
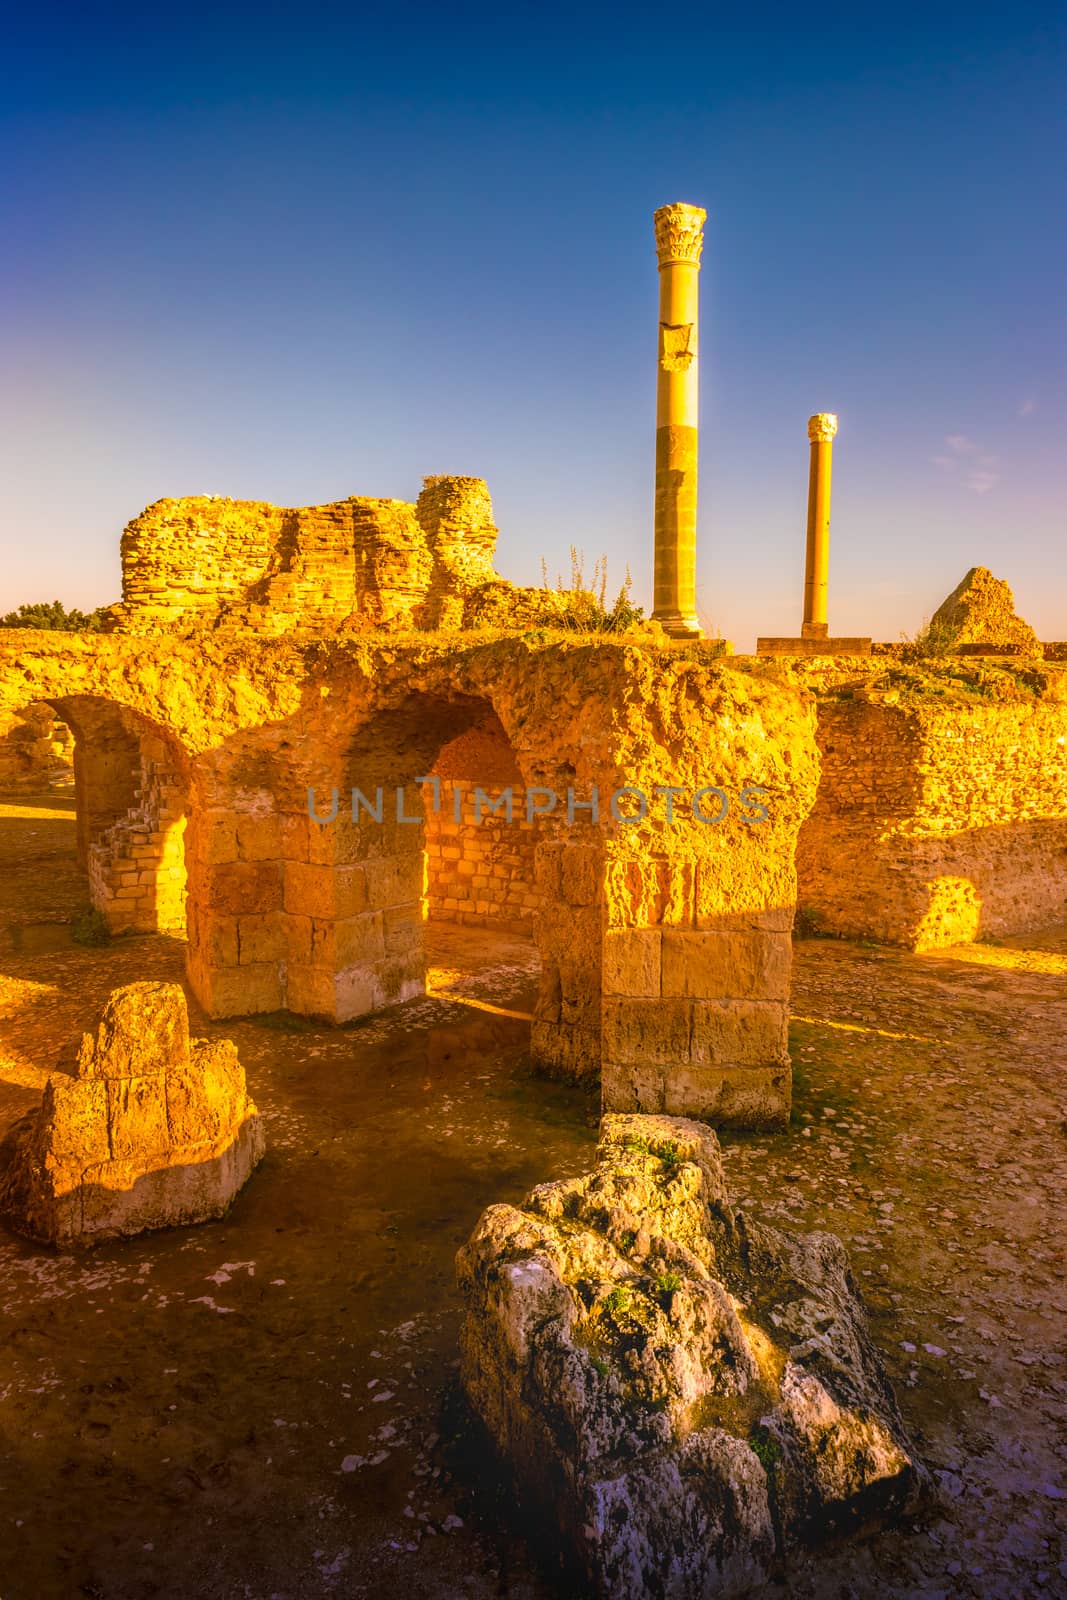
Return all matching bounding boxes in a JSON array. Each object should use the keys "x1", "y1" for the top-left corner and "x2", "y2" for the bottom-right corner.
[
  {"x1": 457, "y1": 1113, "x2": 928, "y2": 1598},
  {"x1": 929, "y1": 566, "x2": 1040, "y2": 654},
  {"x1": 0, "y1": 981, "x2": 264, "y2": 1247}
]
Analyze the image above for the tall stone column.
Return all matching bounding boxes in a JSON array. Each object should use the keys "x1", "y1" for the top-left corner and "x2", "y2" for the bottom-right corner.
[
  {"x1": 652, "y1": 202, "x2": 706, "y2": 639},
  {"x1": 802, "y1": 412, "x2": 838, "y2": 640}
]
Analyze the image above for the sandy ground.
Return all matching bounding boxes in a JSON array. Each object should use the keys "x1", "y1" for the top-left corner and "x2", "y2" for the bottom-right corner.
[{"x1": 0, "y1": 794, "x2": 1065, "y2": 1600}]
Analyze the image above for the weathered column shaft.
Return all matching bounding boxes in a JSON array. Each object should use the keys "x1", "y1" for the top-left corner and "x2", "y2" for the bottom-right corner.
[
  {"x1": 802, "y1": 412, "x2": 837, "y2": 638},
  {"x1": 652, "y1": 202, "x2": 706, "y2": 639}
]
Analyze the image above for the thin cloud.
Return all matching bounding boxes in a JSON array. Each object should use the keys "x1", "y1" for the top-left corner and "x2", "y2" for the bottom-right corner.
[
  {"x1": 967, "y1": 469, "x2": 999, "y2": 494},
  {"x1": 1019, "y1": 398, "x2": 1037, "y2": 417},
  {"x1": 933, "y1": 433, "x2": 999, "y2": 492}
]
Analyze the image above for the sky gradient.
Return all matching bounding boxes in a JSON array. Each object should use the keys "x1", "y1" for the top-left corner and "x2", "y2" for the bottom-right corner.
[{"x1": 3, "y1": 2, "x2": 1065, "y2": 649}]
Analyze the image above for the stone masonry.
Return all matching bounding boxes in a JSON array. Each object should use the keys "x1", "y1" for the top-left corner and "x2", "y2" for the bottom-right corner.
[
  {"x1": 108, "y1": 474, "x2": 575, "y2": 637},
  {"x1": 0, "y1": 630, "x2": 820, "y2": 1128},
  {"x1": 0, "y1": 981, "x2": 264, "y2": 1247}
]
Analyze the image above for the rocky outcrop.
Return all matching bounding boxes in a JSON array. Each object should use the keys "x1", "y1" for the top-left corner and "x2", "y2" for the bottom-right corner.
[
  {"x1": 0, "y1": 981, "x2": 264, "y2": 1247},
  {"x1": 929, "y1": 566, "x2": 1041, "y2": 654},
  {"x1": 457, "y1": 1114, "x2": 927, "y2": 1597}
]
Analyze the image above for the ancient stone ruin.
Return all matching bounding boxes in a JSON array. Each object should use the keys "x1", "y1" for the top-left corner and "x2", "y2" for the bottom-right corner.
[
  {"x1": 0, "y1": 981, "x2": 264, "y2": 1247},
  {"x1": 108, "y1": 473, "x2": 582, "y2": 637},
  {"x1": 927, "y1": 564, "x2": 1042, "y2": 655},
  {"x1": 457, "y1": 1113, "x2": 928, "y2": 1598}
]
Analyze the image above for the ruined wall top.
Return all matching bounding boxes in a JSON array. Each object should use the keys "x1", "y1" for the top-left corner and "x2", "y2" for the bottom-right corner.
[{"x1": 111, "y1": 474, "x2": 520, "y2": 636}]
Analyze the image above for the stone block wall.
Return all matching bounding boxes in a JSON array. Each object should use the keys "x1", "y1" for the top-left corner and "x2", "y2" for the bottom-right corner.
[
  {"x1": 797, "y1": 692, "x2": 1067, "y2": 947},
  {"x1": 1, "y1": 635, "x2": 824, "y2": 1131}
]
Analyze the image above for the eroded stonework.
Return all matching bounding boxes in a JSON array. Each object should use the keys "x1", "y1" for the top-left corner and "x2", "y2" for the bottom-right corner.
[
  {"x1": 457, "y1": 1113, "x2": 928, "y2": 1597},
  {"x1": 0, "y1": 981, "x2": 264, "y2": 1246},
  {"x1": 929, "y1": 565, "x2": 1041, "y2": 655},
  {"x1": 795, "y1": 660, "x2": 1067, "y2": 947},
  {"x1": 109, "y1": 473, "x2": 585, "y2": 637},
  {"x1": 0, "y1": 631, "x2": 820, "y2": 1126}
]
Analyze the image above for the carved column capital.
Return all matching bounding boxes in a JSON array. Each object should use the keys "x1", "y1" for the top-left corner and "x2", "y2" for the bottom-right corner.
[
  {"x1": 654, "y1": 203, "x2": 707, "y2": 267},
  {"x1": 808, "y1": 413, "x2": 838, "y2": 443}
]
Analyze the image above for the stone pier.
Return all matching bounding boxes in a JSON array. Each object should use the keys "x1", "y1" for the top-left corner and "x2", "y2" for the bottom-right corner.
[{"x1": 651, "y1": 202, "x2": 706, "y2": 640}]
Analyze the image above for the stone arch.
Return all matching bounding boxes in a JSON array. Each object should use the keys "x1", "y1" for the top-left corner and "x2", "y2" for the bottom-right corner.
[
  {"x1": 311, "y1": 690, "x2": 596, "y2": 1059},
  {"x1": 34, "y1": 693, "x2": 191, "y2": 936}
]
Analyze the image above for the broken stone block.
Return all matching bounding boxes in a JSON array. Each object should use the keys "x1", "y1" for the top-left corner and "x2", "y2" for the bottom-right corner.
[
  {"x1": 0, "y1": 981, "x2": 265, "y2": 1247},
  {"x1": 456, "y1": 1113, "x2": 928, "y2": 1598},
  {"x1": 928, "y1": 566, "x2": 1041, "y2": 654}
]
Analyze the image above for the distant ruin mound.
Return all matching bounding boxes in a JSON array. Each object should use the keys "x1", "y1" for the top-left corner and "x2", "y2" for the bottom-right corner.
[{"x1": 928, "y1": 566, "x2": 1041, "y2": 655}]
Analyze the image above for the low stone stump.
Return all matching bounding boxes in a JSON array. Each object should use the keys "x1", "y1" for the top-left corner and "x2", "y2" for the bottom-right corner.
[
  {"x1": 0, "y1": 981, "x2": 265, "y2": 1247},
  {"x1": 457, "y1": 1113, "x2": 928, "y2": 1598}
]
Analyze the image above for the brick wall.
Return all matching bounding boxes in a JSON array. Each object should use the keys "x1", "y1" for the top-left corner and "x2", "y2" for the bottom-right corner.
[
  {"x1": 797, "y1": 693, "x2": 1067, "y2": 947},
  {"x1": 425, "y1": 716, "x2": 541, "y2": 932}
]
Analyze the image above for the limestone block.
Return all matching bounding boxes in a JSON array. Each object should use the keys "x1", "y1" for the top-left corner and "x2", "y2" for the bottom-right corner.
[
  {"x1": 661, "y1": 930, "x2": 793, "y2": 1001},
  {"x1": 529, "y1": 1019, "x2": 601, "y2": 1082},
  {"x1": 286, "y1": 963, "x2": 341, "y2": 1018},
  {"x1": 190, "y1": 909, "x2": 237, "y2": 967},
  {"x1": 384, "y1": 903, "x2": 423, "y2": 954},
  {"x1": 205, "y1": 860, "x2": 282, "y2": 916},
  {"x1": 77, "y1": 981, "x2": 191, "y2": 1079},
  {"x1": 457, "y1": 1115, "x2": 928, "y2": 1598},
  {"x1": 601, "y1": 930, "x2": 663, "y2": 998},
  {"x1": 334, "y1": 864, "x2": 368, "y2": 918},
  {"x1": 689, "y1": 999, "x2": 789, "y2": 1068},
  {"x1": 363, "y1": 854, "x2": 424, "y2": 908},
  {"x1": 284, "y1": 861, "x2": 337, "y2": 918},
  {"x1": 235, "y1": 813, "x2": 284, "y2": 861},
  {"x1": 317, "y1": 910, "x2": 386, "y2": 967},
  {"x1": 236, "y1": 911, "x2": 288, "y2": 965},
  {"x1": 106, "y1": 1075, "x2": 171, "y2": 1160},
  {"x1": 194, "y1": 961, "x2": 283, "y2": 1018},
  {"x1": 604, "y1": 1061, "x2": 791, "y2": 1128},
  {"x1": 0, "y1": 982, "x2": 264, "y2": 1247},
  {"x1": 35, "y1": 1077, "x2": 111, "y2": 1168},
  {"x1": 601, "y1": 998, "x2": 690, "y2": 1067}
]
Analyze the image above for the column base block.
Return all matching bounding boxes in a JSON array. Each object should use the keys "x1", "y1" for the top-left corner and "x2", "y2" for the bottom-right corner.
[
  {"x1": 755, "y1": 637, "x2": 872, "y2": 657},
  {"x1": 651, "y1": 611, "x2": 703, "y2": 640}
]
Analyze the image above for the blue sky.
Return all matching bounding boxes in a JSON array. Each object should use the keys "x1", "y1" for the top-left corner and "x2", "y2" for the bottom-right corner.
[{"x1": 2, "y1": 2, "x2": 1065, "y2": 648}]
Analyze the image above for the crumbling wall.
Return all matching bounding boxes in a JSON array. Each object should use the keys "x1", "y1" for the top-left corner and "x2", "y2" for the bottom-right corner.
[
  {"x1": 0, "y1": 634, "x2": 822, "y2": 1130},
  {"x1": 110, "y1": 474, "x2": 606, "y2": 639},
  {"x1": 115, "y1": 494, "x2": 434, "y2": 633},
  {"x1": 57, "y1": 698, "x2": 189, "y2": 934},
  {"x1": 928, "y1": 566, "x2": 1041, "y2": 654},
  {"x1": 797, "y1": 688, "x2": 1067, "y2": 947},
  {"x1": 0, "y1": 703, "x2": 72, "y2": 794},
  {"x1": 113, "y1": 475, "x2": 522, "y2": 636},
  {"x1": 415, "y1": 476, "x2": 499, "y2": 629}
]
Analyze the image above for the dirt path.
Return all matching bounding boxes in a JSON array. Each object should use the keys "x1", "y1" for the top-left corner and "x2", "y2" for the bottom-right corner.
[{"x1": 0, "y1": 799, "x2": 1064, "y2": 1598}]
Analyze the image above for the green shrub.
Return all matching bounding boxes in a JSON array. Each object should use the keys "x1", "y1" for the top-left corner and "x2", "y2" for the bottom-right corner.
[
  {"x1": 71, "y1": 908, "x2": 111, "y2": 946},
  {"x1": 540, "y1": 549, "x2": 645, "y2": 634},
  {"x1": 1, "y1": 600, "x2": 109, "y2": 632}
]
